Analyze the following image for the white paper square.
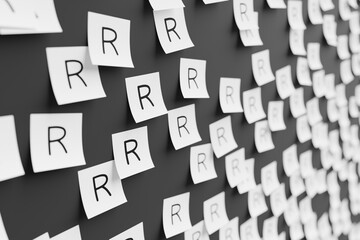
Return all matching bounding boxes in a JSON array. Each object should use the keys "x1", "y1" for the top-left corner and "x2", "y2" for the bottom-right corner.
[
  {"x1": 240, "y1": 218, "x2": 261, "y2": 240},
  {"x1": 219, "y1": 77, "x2": 243, "y2": 113},
  {"x1": 262, "y1": 216, "x2": 278, "y2": 240},
  {"x1": 290, "y1": 29, "x2": 307, "y2": 56},
  {"x1": 312, "y1": 70, "x2": 326, "y2": 98},
  {"x1": 125, "y1": 72, "x2": 168, "y2": 123},
  {"x1": 254, "y1": 120, "x2": 274, "y2": 153},
  {"x1": 290, "y1": 171, "x2": 305, "y2": 197},
  {"x1": 325, "y1": 73, "x2": 336, "y2": 99},
  {"x1": 190, "y1": 143, "x2": 217, "y2": 184},
  {"x1": 203, "y1": 192, "x2": 229, "y2": 235},
  {"x1": 87, "y1": 12, "x2": 133, "y2": 68},
  {"x1": 33, "y1": 233, "x2": 50, "y2": 240},
  {"x1": 0, "y1": 213, "x2": 8, "y2": 240},
  {"x1": 296, "y1": 115, "x2": 312, "y2": 143},
  {"x1": 299, "y1": 150, "x2": 314, "y2": 178},
  {"x1": 248, "y1": 185, "x2": 268, "y2": 217},
  {"x1": 290, "y1": 88, "x2": 307, "y2": 118},
  {"x1": 320, "y1": 0, "x2": 334, "y2": 11},
  {"x1": 308, "y1": 0, "x2": 323, "y2": 25},
  {"x1": 233, "y1": 0, "x2": 258, "y2": 30},
  {"x1": 153, "y1": 8, "x2": 194, "y2": 54},
  {"x1": 337, "y1": 35, "x2": 351, "y2": 60},
  {"x1": 30, "y1": 113, "x2": 86, "y2": 173},
  {"x1": 340, "y1": 59, "x2": 354, "y2": 84},
  {"x1": 296, "y1": 57, "x2": 312, "y2": 86},
  {"x1": 203, "y1": 0, "x2": 228, "y2": 4},
  {"x1": 283, "y1": 144, "x2": 299, "y2": 177},
  {"x1": 287, "y1": 1, "x2": 306, "y2": 30},
  {"x1": 112, "y1": 126, "x2": 154, "y2": 179},
  {"x1": 276, "y1": 65, "x2": 295, "y2": 99},
  {"x1": 268, "y1": 101, "x2": 286, "y2": 132},
  {"x1": 237, "y1": 158, "x2": 256, "y2": 194},
  {"x1": 219, "y1": 217, "x2": 240, "y2": 240},
  {"x1": 243, "y1": 87, "x2": 266, "y2": 124},
  {"x1": 180, "y1": 58, "x2": 209, "y2": 98},
  {"x1": 0, "y1": 115, "x2": 24, "y2": 182},
  {"x1": 209, "y1": 115, "x2": 238, "y2": 158},
  {"x1": 284, "y1": 197, "x2": 300, "y2": 226},
  {"x1": 306, "y1": 97, "x2": 322, "y2": 126},
  {"x1": 239, "y1": 19, "x2": 263, "y2": 47},
  {"x1": 261, "y1": 161, "x2": 280, "y2": 196},
  {"x1": 46, "y1": 46, "x2": 106, "y2": 105},
  {"x1": 252, "y1": 49, "x2": 275, "y2": 86},
  {"x1": 184, "y1": 221, "x2": 210, "y2": 240},
  {"x1": 270, "y1": 183, "x2": 287, "y2": 217},
  {"x1": 225, "y1": 148, "x2": 245, "y2": 188},
  {"x1": 168, "y1": 104, "x2": 202, "y2": 150},
  {"x1": 78, "y1": 160, "x2": 127, "y2": 219},
  {"x1": 267, "y1": 0, "x2": 286, "y2": 9},
  {"x1": 163, "y1": 192, "x2": 192, "y2": 238},
  {"x1": 110, "y1": 222, "x2": 144, "y2": 240},
  {"x1": 307, "y1": 43, "x2": 323, "y2": 70}
]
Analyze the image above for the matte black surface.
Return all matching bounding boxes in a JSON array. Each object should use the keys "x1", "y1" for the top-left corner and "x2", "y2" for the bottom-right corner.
[{"x1": 0, "y1": 0, "x2": 358, "y2": 239}]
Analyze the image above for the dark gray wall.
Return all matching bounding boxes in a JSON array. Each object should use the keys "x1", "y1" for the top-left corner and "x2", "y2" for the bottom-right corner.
[{"x1": 0, "y1": 0, "x2": 357, "y2": 239}]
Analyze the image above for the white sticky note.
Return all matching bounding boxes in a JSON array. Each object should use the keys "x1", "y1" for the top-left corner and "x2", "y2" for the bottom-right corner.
[
  {"x1": 306, "y1": 97, "x2": 322, "y2": 126},
  {"x1": 296, "y1": 115, "x2": 312, "y2": 143},
  {"x1": 209, "y1": 116, "x2": 238, "y2": 158},
  {"x1": 290, "y1": 222, "x2": 304, "y2": 240},
  {"x1": 46, "y1": 46, "x2": 106, "y2": 105},
  {"x1": 296, "y1": 57, "x2": 312, "y2": 86},
  {"x1": 290, "y1": 88, "x2": 306, "y2": 118},
  {"x1": 308, "y1": 0, "x2": 323, "y2": 25},
  {"x1": 203, "y1": 192, "x2": 229, "y2": 235},
  {"x1": 30, "y1": 113, "x2": 86, "y2": 173},
  {"x1": 33, "y1": 233, "x2": 50, "y2": 240},
  {"x1": 0, "y1": 0, "x2": 62, "y2": 35},
  {"x1": 307, "y1": 43, "x2": 323, "y2": 70},
  {"x1": 148, "y1": 0, "x2": 184, "y2": 10},
  {"x1": 267, "y1": 0, "x2": 286, "y2": 9},
  {"x1": 276, "y1": 65, "x2": 295, "y2": 99},
  {"x1": 350, "y1": 12, "x2": 360, "y2": 34},
  {"x1": 87, "y1": 12, "x2": 133, "y2": 68},
  {"x1": 0, "y1": 213, "x2": 8, "y2": 240},
  {"x1": 305, "y1": 174, "x2": 317, "y2": 198},
  {"x1": 263, "y1": 216, "x2": 278, "y2": 240},
  {"x1": 0, "y1": 0, "x2": 37, "y2": 29},
  {"x1": 270, "y1": 183, "x2": 287, "y2": 217},
  {"x1": 237, "y1": 158, "x2": 256, "y2": 194},
  {"x1": 352, "y1": 53, "x2": 360, "y2": 76},
  {"x1": 268, "y1": 101, "x2": 286, "y2": 131},
  {"x1": 190, "y1": 143, "x2": 217, "y2": 184},
  {"x1": 254, "y1": 120, "x2": 274, "y2": 153},
  {"x1": 299, "y1": 197, "x2": 315, "y2": 224},
  {"x1": 163, "y1": 192, "x2": 192, "y2": 238},
  {"x1": 0, "y1": 115, "x2": 24, "y2": 182},
  {"x1": 125, "y1": 72, "x2": 167, "y2": 123},
  {"x1": 311, "y1": 122, "x2": 328, "y2": 149},
  {"x1": 289, "y1": 29, "x2": 306, "y2": 56},
  {"x1": 283, "y1": 144, "x2": 299, "y2": 177},
  {"x1": 248, "y1": 185, "x2": 268, "y2": 217},
  {"x1": 340, "y1": 59, "x2": 354, "y2": 84},
  {"x1": 322, "y1": 15, "x2": 337, "y2": 46},
  {"x1": 78, "y1": 160, "x2": 127, "y2": 219},
  {"x1": 168, "y1": 104, "x2": 202, "y2": 150},
  {"x1": 312, "y1": 70, "x2": 326, "y2": 98},
  {"x1": 184, "y1": 221, "x2": 210, "y2": 240},
  {"x1": 325, "y1": 73, "x2": 336, "y2": 99},
  {"x1": 287, "y1": 1, "x2": 306, "y2": 30},
  {"x1": 225, "y1": 148, "x2": 245, "y2": 188},
  {"x1": 51, "y1": 225, "x2": 81, "y2": 240},
  {"x1": 337, "y1": 35, "x2": 351, "y2": 60},
  {"x1": 304, "y1": 217, "x2": 318, "y2": 240},
  {"x1": 290, "y1": 171, "x2": 305, "y2": 197},
  {"x1": 261, "y1": 161, "x2": 280, "y2": 196},
  {"x1": 219, "y1": 217, "x2": 240, "y2": 240},
  {"x1": 240, "y1": 218, "x2": 261, "y2": 240},
  {"x1": 252, "y1": 49, "x2": 275, "y2": 86},
  {"x1": 339, "y1": 0, "x2": 351, "y2": 21},
  {"x1": 327, "y1": 99, "x2": 339, "y2": 123},
  {"x1": 219, "y1": 77, "x2": 243, "y2": 113},
  {"x1": 336, "y1": 84, "x2": 348, "y2": 107},
  {"x1": 299, "y1": 150, "x2": 314, "y2": 178},
  {"x1": 284, "y1": 197, "x2": 300, "y2": 226},
  {"x1": 203, "y1": 0, "x2": 228, "y2": 4},
  {"x1": 239, "y1": 13, "x2": 263, "y2": 47},
  {"x1": 349, "y1": 33, "x2": 360, "y2": 53},
  {"x1": 180, "y1": 58, "x2": 209, "y2": 99},
  {"x1": 349, "y1": 96, "x2": 359, "y2": 118},
  {"x1": 153, "y1": 8, "x2": 194, "y2": 54},
  {"x1": 110, "y1": 222, "x2": 144, "y2": 240},
  {"x1": 112, "y1": 126, "x2": 154, "y2": 179},
  {"x1": 233, "y1": 0, "x2": 258, "y2": 30},
  {"x1": 320, "y1": 0, "x2": 334, "y2": 11},
  {"x1": 243, "y1": 87, "x2": 266, "y2": 124}
]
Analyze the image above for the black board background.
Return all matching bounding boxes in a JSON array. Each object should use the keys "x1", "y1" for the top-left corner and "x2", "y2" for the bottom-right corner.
[{"x1": 0, "y1": 0, "x2": 358, "y2": 239}]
